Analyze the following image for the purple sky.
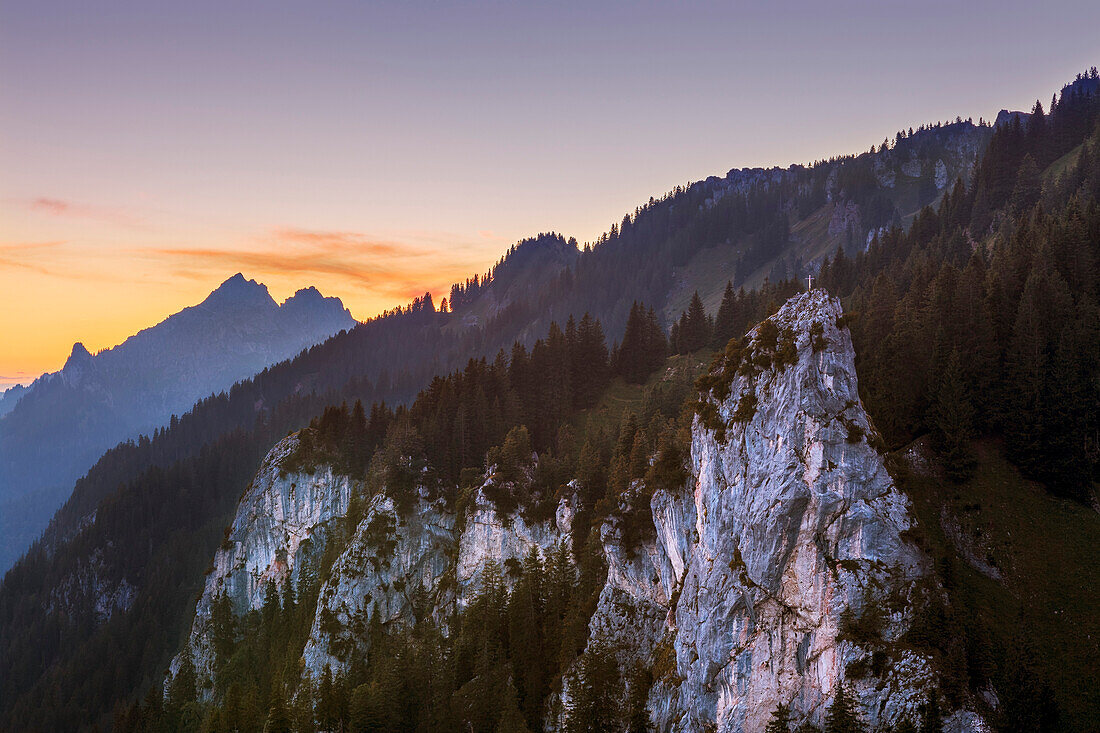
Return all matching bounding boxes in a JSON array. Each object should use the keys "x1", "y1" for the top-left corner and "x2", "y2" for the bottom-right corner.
[{"x1": 2, "y1": 0, "x2": 1098, "y2": 385}]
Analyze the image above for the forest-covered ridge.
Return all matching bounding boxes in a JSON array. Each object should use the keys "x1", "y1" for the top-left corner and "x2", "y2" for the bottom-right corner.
[{"x1": 1, "y1": 68, "x2": 1099, "y2": 732}]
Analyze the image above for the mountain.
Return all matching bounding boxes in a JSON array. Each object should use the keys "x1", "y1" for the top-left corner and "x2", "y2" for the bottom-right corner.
[
  {"x1": 167, "y1": 291, "x2": 985, "y2": 731},
  {"x1": 0, "y1": 274, "x2": 355, "y2": 571},
  {"x1": 0, "y1": 384, "x2": 27, "y2": 418},
  {"x1": 2, "y1": 69, "x2": 1099, "y2": 731}
]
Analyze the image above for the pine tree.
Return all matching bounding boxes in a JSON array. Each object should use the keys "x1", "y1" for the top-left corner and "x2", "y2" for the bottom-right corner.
[
  {"x1": 496, "y1": 677, "x2": 533, "y2": 733},
  {"x1": 918, "y1": 689, "x2": 943, "y2": 733},
  {"x1": 349, "y1": 682, "x2": 385, "y2": 732},
  {"x1": 929, "y1": 349, "x2": 976, "y2": 482},
  {"x1": 1011, "y1": 154, "x2": 1041, "y2": 212},
  {"x1": 765, "y1": 702, "x2": 793, "y2": 732},
  {"x1": 209, "y1": 592, "x2": 236, "y2": 683},
  {"x1": 712, "y1": 281, "x2": 740, "y2": 348},
  {"x1": 507, "y1": 552, "x2": 546, "y2": 728},
  {"x1": 292, "y1": 678, "x2": 315, "y2": 733},
  {"x1": 642, "y1": 307, "x2": 668, "y2": 376},
  {"x1": 572, "y1": 313, "x2": 609, "y2": 408},
  {"x1": 616, "y1": 303, "x2": 667, "y2": 383},
  {"x1": 264, "y1": 680, "x2": 292, "y2": 733},
  {"x1": 165, "y1": 652, "x2": 197, "y2": 728},
  {"x1": 678, "y1": 292, "x2": 711, "y2": 353},
  {"x1": 316, "y1": 666, "x2": 342, "y2": 732},
  {"x1": 563, "y1": 638, "x2": 622, "y2": 733},
  {"x1": 824, "y1": 684, "x2": 866, "y2": 733}
]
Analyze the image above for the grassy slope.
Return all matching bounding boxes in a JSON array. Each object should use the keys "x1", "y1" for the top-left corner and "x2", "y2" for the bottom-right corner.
[
  {"x1": 568, "y1": 353, "x2": 708, "y2": 443},
  {"x1": 1043, "y1": 143, "x2": 1085, "y2": 186},
  {"x1": 896, "y1": 439, "x2": 1100, "y2": 729}
]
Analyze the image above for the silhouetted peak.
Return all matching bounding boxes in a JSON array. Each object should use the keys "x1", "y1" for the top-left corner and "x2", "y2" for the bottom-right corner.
[
  {"x1": 995, "y1": 109, "x2": 1031, "y2": 128},
  {"x1": 61, "y1": 342, "x2": 94, "y2": 378},
  {"x1": 1062, "y1": 74, "x2": 1100, "y2": 98},
  {"x1": 201, "y1": 273, "x2": 275, "y2": 310},
  {"x1": 64, "y1": 342, "x2": 92, "y2": 367},
  {"x1": 495, "y1": 233, "x2": 578, "y2": 276},
  {"x1": 284, "y1": 286, "x2": 323, "y2": 303},
  {"x1": 281, "y1": 287, "x2": 355, "y2": 325}
]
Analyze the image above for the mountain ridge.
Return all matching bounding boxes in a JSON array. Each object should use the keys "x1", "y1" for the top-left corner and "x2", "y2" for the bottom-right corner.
[
  {"x1": 2, "y1": 68, "x2": 1098, "y2": 731},
  {"x1": 0, "y1": 274, "x2": 356, "y2": 572}
]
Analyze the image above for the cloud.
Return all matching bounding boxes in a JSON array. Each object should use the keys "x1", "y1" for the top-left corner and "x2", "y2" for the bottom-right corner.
[
  {"x1": 0, "y1": 240, "x2": 68, "y2": 275},
  {"x1": 478, "y1": 229, "x2": 510, "y2": 242},
  {"x1": 25, "y1": 197, "x2": 143, "y2": 228},
  {"x1": 143, "y1": 226, "x2": 494, "y2": 304},
  {"x1": 269, "y1": 227, "x2": 409, "y2": 258},
  {"x1": 29, "y1": 198, "x2": 70, "y2": 215},
  {"x1": 0, "y1": 240, "x2": 140, "y2": 283}
]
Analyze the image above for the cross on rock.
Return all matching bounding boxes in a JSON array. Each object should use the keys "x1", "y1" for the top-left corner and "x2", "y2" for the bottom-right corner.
[{"x1": 807, "y1": 274, "x2": 814, "y2": 291}]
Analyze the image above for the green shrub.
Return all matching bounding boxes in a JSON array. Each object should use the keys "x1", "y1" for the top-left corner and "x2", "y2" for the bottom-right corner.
[
  {"x1": 775, "y1": 327, "x2": 798, "y2": 368},
  {"x1": 838, "y1": 595, "x2": 886, "y2": 645},
  {"x1": 757, "y1": 319, "x2": 779, "y2": 351},
  {"x1": 810, "y1": 321, "x2": 827, "y2": 352},
  {"x1": 694, "y1": 399, "x2": 726, "y2": 442},
  {"x1": 732, "y1": 392, "x2": 758, "y2": 422}
]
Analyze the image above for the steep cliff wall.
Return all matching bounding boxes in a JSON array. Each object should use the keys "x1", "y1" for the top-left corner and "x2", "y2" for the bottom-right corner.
[
  {"x1": 664, "y1": 290, "x2": 927, "y2": 730},
  {"x1": 173, "y1": 290, "x2": 986, "y2": 730},
  {"x1": 176, "y1": 456, "x2": 576, "y2": 688},
  {"x1": 582, "y1": 290, "x2": 985, "y2": 731},
  {"x1": 171, "y1": 433, "x2": 353, "y2": 689},
  {"x1": 301, "y1": 492, "x2": 455, "y2": 677}
]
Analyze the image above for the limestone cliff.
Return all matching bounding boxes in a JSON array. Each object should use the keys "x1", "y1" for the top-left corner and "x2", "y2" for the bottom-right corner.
[
  {"x1": 176, "y1": 454, "x2": 575, "y2": 688},
  {"x1": 301, "y1": 492, "x2": 455, "y2": 677},
  {"x1": 173, "y1": 290, "x2": 987, "y2": 730},
  {"x1": 582, "y1": 290, "x2": 986, "y2": 731},
  {"x1": 171, "y1": 433, "x2": 354, "y2": 689}
]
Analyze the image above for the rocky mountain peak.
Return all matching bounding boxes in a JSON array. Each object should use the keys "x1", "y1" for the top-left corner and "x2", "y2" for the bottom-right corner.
[
  {"x1": 60, "y1": 342, "x2": 95, "y2": 385},
  {"x1": 63, "y1": 341, "x2": 93, "y2": 369},
  {"x1": 200, "y1": 272, "x2": 276, "y2": 311},
  {"x1": 638, "y1": 289, "x2": 983, "y2": 731},
  {"x1": 285, "y1": 285, "x2": 323, "y2": 303},
  {"x1": 281, "y1": 286, "x2": 355, "y2": 324}
]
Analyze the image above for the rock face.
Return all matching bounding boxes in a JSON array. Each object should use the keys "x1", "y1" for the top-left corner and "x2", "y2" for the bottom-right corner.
[
  {"x1": 582, "y1": 290, "x2": 984, "y2": 732},
  {"x1": 300, "y1": 479, "x2": 575, "y2": 678},
  {"x1": 172, "y1": 433, "x2": 354, "y2": 687},
  {"x1": 174, "y1": 290, "x2": 985, "y2": 730},
  {"x1": 177, "y1": 454, "x2": 576, "y2": 688},
  {"x1": 456, "y1": 483, "x2": 572, "y2": 603},
  {"x1": 663, "y1": 290, "x2": 925, "y2": 731},
  {"x1": 302, "y1": 493, "x2": 455, "y2": 677}
]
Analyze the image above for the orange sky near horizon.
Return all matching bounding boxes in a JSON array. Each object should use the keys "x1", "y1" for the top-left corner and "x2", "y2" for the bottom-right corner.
[
  {"x1": 0, "y1": 209, "x2": 513, "y2": 388},
  {"x1": 4, "y1": 0, "x2": 1098, "y2": 392}
]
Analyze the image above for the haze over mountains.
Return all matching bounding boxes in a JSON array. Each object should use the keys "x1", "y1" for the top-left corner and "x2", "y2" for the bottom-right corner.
[{"x1": 0, "y1": 274, "x2": 355, "y2": 572}]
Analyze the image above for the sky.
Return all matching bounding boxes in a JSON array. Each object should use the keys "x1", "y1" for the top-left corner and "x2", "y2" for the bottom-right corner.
[{"x1": 2, "y1": 0, "x2": 1099, "y2": 389}]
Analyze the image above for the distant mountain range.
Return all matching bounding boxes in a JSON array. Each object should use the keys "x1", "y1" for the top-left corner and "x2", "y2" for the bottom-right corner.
[{"x1": 0, "y1": 274, "x2": 355, "y2": 572}]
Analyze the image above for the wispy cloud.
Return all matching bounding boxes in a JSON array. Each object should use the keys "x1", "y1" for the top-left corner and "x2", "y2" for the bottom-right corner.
[
  {"x1": 0, "y1": 240, "x2": 68, "y2": 275},
  {"x1": 478, "y1": 229, "x2": 510, "y2": 243},
  {"x1": 25, "y1": 197, "x2": 143, "y2": 228},
  {"x1": 0, "y1": 240, "x2": 141, "y2": 284},
  {"x1": 269, "y1": 227, "x2": 409, "y2": 258},
  {"x1": 142, "y1": 226, "x2": 493, "y2": 305},
  {"x1": 29, "y1": 198, "x2": 71, "y2": 215}
]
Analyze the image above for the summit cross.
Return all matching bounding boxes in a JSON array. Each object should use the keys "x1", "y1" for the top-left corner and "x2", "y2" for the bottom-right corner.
[{"x1": 807, "y1": 274, "x2": 814, "y2": 291}]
